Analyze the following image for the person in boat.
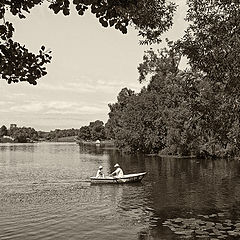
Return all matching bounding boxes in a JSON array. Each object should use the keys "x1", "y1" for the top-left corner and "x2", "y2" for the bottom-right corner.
[
  {"x1": 111, "y1": 163, "x2": 124, "y2": 178},
  {"x1": 96, "y1": 165, "x2": 104, "y2": 178}
]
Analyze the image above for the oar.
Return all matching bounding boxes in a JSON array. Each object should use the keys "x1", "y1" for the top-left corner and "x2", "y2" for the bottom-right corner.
[
  {"x1": 74, "y1": 180, "x2": 92, "y2": 187},
  {"x1": 77, "y1": 179, "x2": 91, "y2": 182},
  {"x1": 76, "y1": 179, "x2": 91, "y2": 183}
]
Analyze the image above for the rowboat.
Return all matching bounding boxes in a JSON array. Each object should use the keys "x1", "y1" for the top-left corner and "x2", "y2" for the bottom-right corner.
[{"x1": 90, "y1": 172, "x2": 147, "y2": 184}]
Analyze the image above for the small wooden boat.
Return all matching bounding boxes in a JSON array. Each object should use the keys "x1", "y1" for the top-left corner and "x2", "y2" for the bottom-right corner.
[{"x1": 90, "y1": 172, "x2": 146, "y2": 184}]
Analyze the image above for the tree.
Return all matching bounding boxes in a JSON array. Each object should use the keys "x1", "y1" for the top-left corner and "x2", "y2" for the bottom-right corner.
[
  {"x1": 78, "y1": 125, "x2": 91, "y2": 140},
  {"x1": 179, "y1": 0, "x2": 240, "y2": 94},
  {"x1": 77, "y1": 120, "x2": 107, "y2": 141},
  {"x1": 43, "y1": 128, "x2": 80, "y2": 140},
  {"x1": 107, "y1": 45, "x2": 240, "y2": 157},
  {"x1": 0, "y1": 124, "x2": 7, "y2": 137},
  {"x1": 178, "y1": 0, "x2": 240, "y2": 157},
  {"x1": 105, "y1": 1, "x2": 240, "y2": 156},
  {"x1": 107, "y1": 87, "x2": 135, "y2": 140},
  {"x1": 89, "y1": 120, "x2": 106, "y2": 141},
  {"x1": 0, "y1": 0, "x2": 176, "y2": 84},
  {"x1": 113, "y1": 91, "x2": 167, "y2": 153},
  {"x1": 9, "y1": 126, "x2": 38, "y2": 142}
]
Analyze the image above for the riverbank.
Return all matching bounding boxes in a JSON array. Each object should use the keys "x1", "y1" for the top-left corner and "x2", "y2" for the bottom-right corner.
[
  {"x1": 76, "y1": 139, "x2": 115, "y2": 146},
  {"x1": 0, "y1": 135, "x2": 78, "y2": 143},
  {"x1": 147, "y1": 154, "x2": 197, "y2": 159}
]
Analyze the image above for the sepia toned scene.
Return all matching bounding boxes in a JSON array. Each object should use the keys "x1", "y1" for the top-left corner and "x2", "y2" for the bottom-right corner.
[{"x1": 1, "y1": 1, "x2": 240, "y2": 240}]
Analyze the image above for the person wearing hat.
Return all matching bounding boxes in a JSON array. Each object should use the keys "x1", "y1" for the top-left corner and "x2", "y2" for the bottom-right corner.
[
  {"x1": 111, "y1": 163, "x2": 124, "y2": 178},
  {"x1": 96, "y1": 165, "x2": 104, "y2": 178}
]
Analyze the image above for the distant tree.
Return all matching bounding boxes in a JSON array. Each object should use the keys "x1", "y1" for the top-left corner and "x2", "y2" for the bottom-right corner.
[
  {"x1": 77, "y1": 120, "x2": 107, "y2": 141},
  {"x1": 38, "y1": 130, "x2": 49, "y2": 139},
  {"x1": 0, "y1": 125, "x2": 7, "y2": 137},
  {"x1": 78, "y1": 126, "x2": 91, "y2": 141},
  {"x1": 9, "y1": 126, "x2": 38, "y2": 142},
  {"x1": 43, "y1": 128, "x2": 80, "y2": 141},
  {"x1": 14, "y1": 134, "x2": 28, "y2": 143},
  {"x1": 89, "y1": 120, "x2": 106, "y2": 141},
  {"x1": 0, "y1": 0, "x2": 176, "y2": 85}
]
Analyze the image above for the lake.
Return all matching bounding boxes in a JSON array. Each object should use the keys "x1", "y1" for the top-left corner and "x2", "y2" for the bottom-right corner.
[{"x1": 0, "y1": 142, "x2": 240, "y2": 240}]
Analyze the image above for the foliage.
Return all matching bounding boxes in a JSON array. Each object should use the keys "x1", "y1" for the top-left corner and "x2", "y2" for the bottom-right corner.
[
  {"x1": 177, "y1": 0, "x2": 240, "y2": 157},
  {"x1": 8, "y1": 126, "x2": 39, "y2": 142},
  {"x1": 78, "y1": 125, "x2": 91, "y2": 141},
  {"x1": 48, "y1": 0, "x2": 176, "y2": 44},
  {"x1": 0, "y1": 0, "x2": 52, "y2": 84},
  {"x1": 0, "y1": 0, "x2": 176, "y2": 84},
  {"x1": 89, "y1": 120, "x2": 106, "y2": 141},
  {"x1": 0, "y1": 124, "x2": 107, "y2": 142},
  {"x1": 105, "y1": 1, "x2": 240, "y2": 157},
  {"x1": 115, "y1": 92, "x2": 167, "y2": 153},
  {"x1": 107, "y1": 40, "x2": 240, "y2": 157},
  {"x1": 77, "y1": 120, "x2": 106, "y2": 141},
  {"x1": 104, "y1": 52, "x2": 167, "y2": 153},
  {"x1": 180, "y1": 0, "x2": 240, "y2": 94},
  {"x1": 0, "y1": 124, "x2": 7, "y2": 137},
  {"x1": 0, "y1": 126, "x2": 80, "y2": 142},
  {"x1": 43, "y1": 128, "x2": 80, "y2": 140}
]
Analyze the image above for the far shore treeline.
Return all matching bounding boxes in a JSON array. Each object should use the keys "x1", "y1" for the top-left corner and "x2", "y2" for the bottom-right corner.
[{"x1": 0, "y1": 121, "x2": 108, "y2": 144}]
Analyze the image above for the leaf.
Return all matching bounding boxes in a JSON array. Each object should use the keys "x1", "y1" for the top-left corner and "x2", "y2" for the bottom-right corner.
[
  {"x1": 73, "y1": 0, "x2": 80, "y2": 4},
  {"x1": 63, "y1": 8, "x2": 70, "y2": 15}
]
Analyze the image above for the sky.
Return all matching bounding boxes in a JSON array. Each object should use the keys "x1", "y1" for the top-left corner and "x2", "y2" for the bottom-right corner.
[{"x1": 0, "y1": 0, "x2": 188, "y2": 131}]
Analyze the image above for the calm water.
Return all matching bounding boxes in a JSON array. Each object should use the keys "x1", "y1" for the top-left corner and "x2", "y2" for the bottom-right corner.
[{"x1": 0, "y1": 142, "x2": 240, "y2": 240}]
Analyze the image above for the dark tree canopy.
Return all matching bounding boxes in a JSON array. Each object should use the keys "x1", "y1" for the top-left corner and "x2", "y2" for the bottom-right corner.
[
  {"x1": 0, "y1": 124, "x2": 7, "y2": 137},
  {"x1": 179, "y1": 0, "x2": 240, "y2": 94},
  {"x1": 77, "y1": 120, "x2": 106, "y2": 141},
  {"x1": 107, "y1": 36, "x2": 240, "y2": 157},
  {"x1": 0, "y1": 0, "x2": 176, "y2": 85}
]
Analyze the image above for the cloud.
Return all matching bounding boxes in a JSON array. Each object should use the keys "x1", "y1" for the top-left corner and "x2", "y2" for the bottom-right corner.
[
  {"x1": 37, "y1": 82, "x2": 95, "y2": 93},
  {"x1": 68, "y1": 76, "x2": 142, "y2": 93},
  {"x1": 7, "y1": 100, "x2": 108, "y2": 116},
  {"x1": 0, "y1": 101, "x2": 15, "y2": 112},
  {"x1": 9, "y1": 102, "x2": 45, "y2": 113},
  {"x1": 37, "y1": 74, "x2": 142, "y2": 95},
  {"x1": 45, "y1": 103, "x2": 106, "y2": 115},
  {"x1": 0, "y1": 101, "x2": 12, "y2": 106}
]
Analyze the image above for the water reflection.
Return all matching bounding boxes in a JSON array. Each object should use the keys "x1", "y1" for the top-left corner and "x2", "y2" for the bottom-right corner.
[{"x1": 0, "y1": 143, "x2": 240, "y2": 239}]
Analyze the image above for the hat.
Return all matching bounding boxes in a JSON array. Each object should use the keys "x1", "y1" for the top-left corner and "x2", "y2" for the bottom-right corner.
[
  {"x1": 114, "y1": 163, "x2": 120, "y2": 168},
  {"x1": 99, "y1": 165, "x2": 103, "y2": 169}
]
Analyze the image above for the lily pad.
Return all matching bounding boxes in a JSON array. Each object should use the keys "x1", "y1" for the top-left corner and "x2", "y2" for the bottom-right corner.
[{"x1": 162, "y1": 216, "x2": 240, "y2": 239}]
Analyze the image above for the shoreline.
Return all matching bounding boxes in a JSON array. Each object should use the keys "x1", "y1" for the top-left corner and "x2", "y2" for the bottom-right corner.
[{"x1": 147, "y1": 154, "x2": 197, "y2": 159}]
